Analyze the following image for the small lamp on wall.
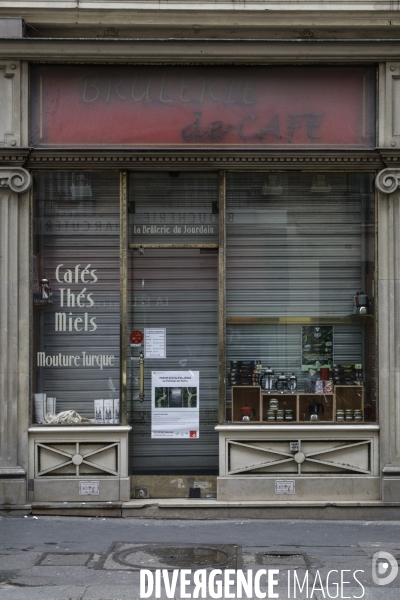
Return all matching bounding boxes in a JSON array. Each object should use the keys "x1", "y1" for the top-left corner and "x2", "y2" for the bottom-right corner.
[
  {"x1": 70, "y1": 173, "x2": 92, "y2": 198},
  {"x1": 262, "y1": 175, "x2": 282, "y2": 196},
  {"x1": 354, "y1": 291, "x2": 370, "y2": 315},
  {"x1": 311, "y1": 174, "x2": 331, "y2": 193}
]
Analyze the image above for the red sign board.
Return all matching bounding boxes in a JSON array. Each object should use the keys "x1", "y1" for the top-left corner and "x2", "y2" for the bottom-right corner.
[
  {"x1": 30, "y1": 65, "x2": 375, "y2": 149},
  {"x1": 130, "y1": 330, "x2": 144, "y2": 345}
]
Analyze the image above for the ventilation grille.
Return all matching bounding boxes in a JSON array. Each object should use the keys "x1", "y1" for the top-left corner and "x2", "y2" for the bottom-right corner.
[
  {"x1": 227, "y1": 438, "x2": 372, "y2": 476},
  {"x1": 36, "y1": 441, "x2": 119, "y2": 477}
]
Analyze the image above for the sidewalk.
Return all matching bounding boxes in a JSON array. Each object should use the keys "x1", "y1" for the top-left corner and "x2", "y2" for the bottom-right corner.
[{"x1": 1, "y1": 515, "x2": 400, "y2": 599}]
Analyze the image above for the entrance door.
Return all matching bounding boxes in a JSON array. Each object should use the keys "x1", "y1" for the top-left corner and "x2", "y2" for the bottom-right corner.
[{"x1": 127, "y1": 172, "x2": 219, "y2": 475}]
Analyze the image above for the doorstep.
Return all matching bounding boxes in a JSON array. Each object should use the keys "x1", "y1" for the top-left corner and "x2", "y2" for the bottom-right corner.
[
  {"x1": 123, "y1": 498, "x2": 399, "y2": 508},
  {"x1": 30, "y1": 501, "x2": 123, "y2": 517},
  {"x1": 5, "y1": 499, "x2": 400, "y2": 519},
  {"x1": 122, "y1": 499, "x2": 400, "y2": 519}
]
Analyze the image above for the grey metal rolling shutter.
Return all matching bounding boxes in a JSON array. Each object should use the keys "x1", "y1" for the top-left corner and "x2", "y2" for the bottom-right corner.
[
  {"x1": 34, "y1": 172, "x2": 120, "y2": 418},
  {"x1": 128, "y1": 172, "x2": 219, "y2": 474},
  {"x1": 226, "y1": 171, "x2": 375, "y2": 395}
]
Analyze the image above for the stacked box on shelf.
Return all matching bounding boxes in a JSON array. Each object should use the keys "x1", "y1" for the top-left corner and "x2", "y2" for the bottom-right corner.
[
  {"x1": 332, "y1": 364, "x2": 363, "y2": 386},
  {"x1": 228, "y1": 360, "x2": 261, "y2": 386},
  {"x1": 261, "y1": 393, "x2": 298, "y2": 422}
]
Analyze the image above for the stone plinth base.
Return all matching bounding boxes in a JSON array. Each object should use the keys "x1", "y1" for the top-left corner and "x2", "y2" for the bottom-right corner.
[
  {"x1": 0, "y1": 478, "x2": 26, "y2": 505},
  {"x1": 28, "y1": 425, "x2": 131, "y2": 502}
]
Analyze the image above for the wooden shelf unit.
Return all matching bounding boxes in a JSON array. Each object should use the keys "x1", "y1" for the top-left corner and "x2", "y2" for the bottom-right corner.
[
  {"x1": 231, "y1": 386, "x2": 261, "y2": 423},
  {"x1": 335, "y1": 385, "x2": 364, "y2": 421},
  {"x1": 231, "y1": 385, "x2": 364, "y2": 423},
  {"x1": 298, "y1": 394, "x2": 334, "y2": 422},
  {"x1": 262, "y1": 393, "x2": 298, "y2": 421}
]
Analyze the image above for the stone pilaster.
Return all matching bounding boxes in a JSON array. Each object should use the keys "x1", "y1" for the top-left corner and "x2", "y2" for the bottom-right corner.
[
  {"x1": 0, "y1": 167, "x2": 31, "y2": 504},
  {"x1": 375, "y1": 168, "x2": 400, "y2": 500}
]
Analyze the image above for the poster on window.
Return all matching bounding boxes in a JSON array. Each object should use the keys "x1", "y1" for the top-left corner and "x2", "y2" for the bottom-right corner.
[
  {"x1": 151, "y1": 371, "x2": 199, "y2": 439},
  {"x1": 301, "y1": 326, "x2": 334, "y2": 372}
]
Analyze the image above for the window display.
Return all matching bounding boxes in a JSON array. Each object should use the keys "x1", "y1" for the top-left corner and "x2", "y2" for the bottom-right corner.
[
  {"x1": 230, "y1": 385, "x2": 365, "y2": 423},
  {"x1": 226, "y1": 172, "x2": 376, "y2": 423},
  {"x1": 31, "y1": 171, "x2": 121, "y2": 424}
]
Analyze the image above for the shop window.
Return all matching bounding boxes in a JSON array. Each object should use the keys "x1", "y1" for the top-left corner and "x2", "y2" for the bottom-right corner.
[
  {"x1": 226, "y1": 172, "x2": 376, "y2": 424},
  {"x1": 31, "y1": 172, "x2": 121, "y2": 425}
]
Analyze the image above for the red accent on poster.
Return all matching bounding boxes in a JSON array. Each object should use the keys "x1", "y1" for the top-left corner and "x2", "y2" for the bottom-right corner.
[
  {"x1": 31, "y1": 65, "x2": 375, "y2": 149},
  {"x1": 130, "y1": 330, "x2": 144, "y2": 345}
]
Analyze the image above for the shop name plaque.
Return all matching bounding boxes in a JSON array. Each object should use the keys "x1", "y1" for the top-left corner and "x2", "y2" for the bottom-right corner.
[
  {"x1": 31, "y1": 66, "x2": 375, "y2": 149},
  {"x1": 134, "y1": 225, "x2": 215, "y2": 235}
]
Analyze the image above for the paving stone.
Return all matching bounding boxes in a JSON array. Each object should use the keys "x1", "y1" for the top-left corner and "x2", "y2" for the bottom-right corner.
[
  {"x1": 0, "y1": 553, "x2": 41, "y2": 569},
  {"x1": 37, "y1": 553, "x2": 92, "y2": 567},
  {"x1": 0, "y1": 585, "x2": 87, "y2": 600}
]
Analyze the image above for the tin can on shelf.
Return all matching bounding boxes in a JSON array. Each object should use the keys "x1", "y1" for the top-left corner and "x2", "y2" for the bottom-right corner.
[
  {"x1": 267, "y1": 410, "x2": 276, "y2": 421},
  {"x1": 284, "y1": 410, "x2": 293, "y2": 421},
  {"x1": 276, "y1": 410, "x2": 285, "y2": 421},
  {"x1": 354, "y1": 409, "x2": 363, "y2": 421},
  {"x1": 315, "y1": 380, "x2": 324, "y2": 393},
  {"x1": 324, "y1": 380, "x2": 334, "y2": 394}
]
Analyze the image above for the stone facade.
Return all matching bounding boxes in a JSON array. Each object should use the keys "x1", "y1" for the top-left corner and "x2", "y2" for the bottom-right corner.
[{"x1": 1, "y1": 3, "x2": 400, "y2": 508}]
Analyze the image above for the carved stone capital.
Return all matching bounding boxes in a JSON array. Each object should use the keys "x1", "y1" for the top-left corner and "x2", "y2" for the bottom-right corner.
[
  {"x1": 375, "y1": 168, "x2": 400, "y2": 194},
  {"x1": 0, "y1": 167, "x2": 31, "y2": 194}
]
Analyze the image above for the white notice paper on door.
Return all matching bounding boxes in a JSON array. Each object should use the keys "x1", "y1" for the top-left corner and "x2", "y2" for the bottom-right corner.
[
  {"x1": 144, "y1": 328, "x2": 166, "y2": 358},
  {"x1": 151, "y1": 371, "x2": 199, "y2": 439}
]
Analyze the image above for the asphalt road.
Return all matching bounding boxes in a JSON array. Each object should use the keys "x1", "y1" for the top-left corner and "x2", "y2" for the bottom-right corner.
[{"x1": 1, "y1": 515, "x2": 400, "y2": 599}]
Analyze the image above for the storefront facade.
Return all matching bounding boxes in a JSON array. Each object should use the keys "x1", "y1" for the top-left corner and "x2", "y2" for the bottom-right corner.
[{"x1": 1, "y1": 7, "x2": 400, "y2": 510}]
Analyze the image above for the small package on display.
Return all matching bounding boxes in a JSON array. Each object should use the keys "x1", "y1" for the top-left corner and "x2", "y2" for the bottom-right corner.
[{"x1": 228, "y1": 360, "x2": 262, "y2": 386}]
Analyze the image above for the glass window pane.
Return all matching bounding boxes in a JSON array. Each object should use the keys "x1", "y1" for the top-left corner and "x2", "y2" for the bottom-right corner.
[
  {"x1": 32, "y1": 171, "x2": 120, "y2": 424},
  {"x1": 226, "y1": 172, "x2": 376, "y2": 424}
]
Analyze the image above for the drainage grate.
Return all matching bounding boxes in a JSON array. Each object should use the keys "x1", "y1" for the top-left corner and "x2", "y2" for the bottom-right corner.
[
  {"x1": 96, "y1": 543, "x2": 239, "y2": 571},
  {"x1": 36, "y1": 553, "x2": 94, "y2": 567},
  {"x1": 243, "y1": 552, "x2": 309, "y2": 568}
]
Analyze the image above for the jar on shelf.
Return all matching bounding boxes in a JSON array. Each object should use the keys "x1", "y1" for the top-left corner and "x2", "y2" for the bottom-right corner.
[
  {"x1": 354, "y1": 409, "x2": 363, "y2": 421},
  {"x1": 276, "y1": 409, "x2": 285, "y2": 421},
  {"x1": 284, "y1": 410, "x2": 293, "y2": 421},
  {"x1": 269, "y1": 398, "x2": 279, "y2": 410},
  {"x1": 336, "y1": 410, "x2": 345, "y2": 421},
  {"x1": 345, "y1": 409, "x2": 354, "y2": 421},
  {"x1": 267, "y1": 410, "x2": 276, "y2": 421}
]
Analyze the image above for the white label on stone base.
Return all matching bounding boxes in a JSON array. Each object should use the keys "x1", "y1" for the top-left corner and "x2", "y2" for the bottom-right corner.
[
  {"x1": 79, "y1": 481, "x2": 99, "y2": 495},
  {"x1": 275, "y1": 480, "x2": 295, "y2": 495}
]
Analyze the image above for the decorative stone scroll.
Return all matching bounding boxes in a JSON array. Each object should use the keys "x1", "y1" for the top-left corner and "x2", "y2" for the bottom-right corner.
[
  {"x1": 0, "y1": 167, "x2": 32, "y2": 194},
  {"x1": 375, "y1": 168, "x2": 400, "y2": 194}
]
